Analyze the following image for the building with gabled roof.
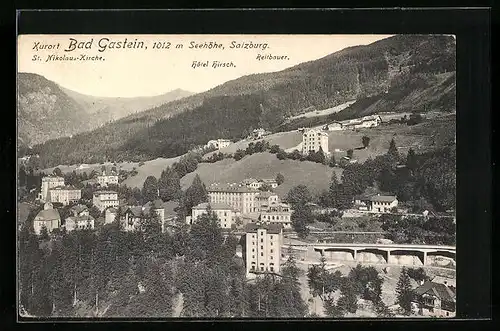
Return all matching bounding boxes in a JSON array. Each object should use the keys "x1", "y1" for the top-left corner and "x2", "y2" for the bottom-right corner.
[
  {"x1": 352, "y1": 193, "x2": 398, "y2": 213},
  {"x1": 412, "y1": 281, "x2": 456, "y2": 317},
  {"x1": 65, "y1": 215, "x2": 95, "y2": 232}
]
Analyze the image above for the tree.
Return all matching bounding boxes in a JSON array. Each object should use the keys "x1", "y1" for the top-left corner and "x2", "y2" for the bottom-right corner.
[
  {"x1": 388, "y1": 138, "x2": 399, "y2": 159},
  {"x1": 269, "y1": 145, "x2": 281, "y2": 154},
  {"x1": 233, "y1": 149, "x2": 245, "y2": 161},
  {"x1": 19, "y1": 165, "x2": 27, "y2": 187},
  {"x1": 53, "y1": 167, "x2": 63, "y2": 177},
  {"x1": 291, "y1": 204, "x2": 312, "y2": 239},
  {"x1": 328, "y1": 154, "x2": 336, "y2": 167},
  {"x1": 158, "y1": 167, "x2": 181, "y2": 201},
  {"x1": 276, "y1": 149, "x2": 287, "y2": 160},
  {"x1": 396, "y1": 267, "x2": 414, "y2": 315},
  {"x1": 346, "y1": 149, "x2": 354, "y2": 159},
  {"x1": 258, "y1": 183, "x2": 273, "y2": 192},
  {"x1": 142, "y1": 176, "x2": 158, "y2": 202},
  {"x1": 362, "y1": 136, "x2": 371, "y2": 148},
  {"x1": 275, "y1": 173, "x2": 285, "y2": 186},
  {"x1": 39, "y1": 224, "x2": 50, "y2": 241},
  {"x1": 406, "y1": 148, "x2": 418, "y2": 173},
  {"x1": 286, "y1": 185, "x2": 312, "y2": 207}
]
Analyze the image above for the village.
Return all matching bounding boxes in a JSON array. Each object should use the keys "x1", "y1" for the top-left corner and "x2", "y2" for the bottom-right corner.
[{"x1": 19, "y1": 112, "x2": 456, "y2": 318}]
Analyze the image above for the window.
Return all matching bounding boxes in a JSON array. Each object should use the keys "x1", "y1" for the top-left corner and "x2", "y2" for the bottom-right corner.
[
  {"x1": 252, "y1": 255, "x2": 255, "y2": 259},
  {"x1": 270, "y1": 242, "x2": 273, "y2": 246},
  {"x1": 261, "y1": 252, "x2": 263, "y2": 256},
  {"x1": 252, "y1": 249, "x2": 255, "y2": 252},
  {"x1": 270, "y1": 256, "x2": 273, "y2": 260},
  {"x1": 270, "y1": 249, "x2": 273, "y2": 253},
  {"x1": 261, "y1": 267, "x2": 264, "y2": 271},
  {"x1": 261, "y1": 238, "x2": 263, "y2": 243},
  {"x1": 270, "y1": 267, "x2": 274, "y2": 272}
]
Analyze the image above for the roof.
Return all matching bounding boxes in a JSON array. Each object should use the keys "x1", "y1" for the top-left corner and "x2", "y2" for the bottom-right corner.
[
  {"x1": 303, "y1": 128, "x2": 328, "y2": 136},
  {"x1": 35, "y1": 209, "x2": 61, "y2": 221},
  {"x1": 208, "y1": 183, "x2": 258, "y2": 193},
  {"x1": 50, "y1": 185, "x2": 79, "y2": 191},
  {"x1": 242, "y1": 178, "x2": 259, "y2": 184},
  {"x1": 414, "y1": 281, "x2": 456, "y2": 302},
  {"x1": 94, "y1": 190, "x2": 118, "y2": 195},
  {"x1": 260, "y1": 178, "x2": 277, "y2": 184},
  {"x1": 143, "y1": 199, "x2": 164, "y2": 210},
  {"x1": 105, "y1": 207, "x2": 117, "y2": 213},
  {"x1": 71, "y1": 204, "x2": 88, "y2": 214},
  {"x1": 370, "y1": 195, "x2": 397, "y2": 202},
  {"x1": 66, "y1": 215, "x2": 94, "y2": 223},
  {"x1": 42, "y1": 176, "x2": 64, "y2": 181},
  {"x1": 192, "y1": 202, "x2": 234, "y2": 211},
  {"x1": 245, "y1": 223, "x2": 283, "y2": 234},
  {"x1": 256, "y1": 191, "x2": 278, "y2": 199},
  {"x1": 124, "y1": 206, "x2": 144, "y2": 217},
  {"x1": 431, "y1": 276, "x2": 456, "y2": 287}
]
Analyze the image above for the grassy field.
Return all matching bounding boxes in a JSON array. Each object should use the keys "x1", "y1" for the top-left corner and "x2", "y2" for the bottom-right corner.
[
  {"x1": 287, "y1": 100, "x2": 357, "y2": 121},
  {"x1": 181, "y1": 152, "x2": 343, "y2": 197}
]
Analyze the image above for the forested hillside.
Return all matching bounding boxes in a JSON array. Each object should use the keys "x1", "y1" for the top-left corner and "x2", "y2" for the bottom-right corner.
[
  {"x1": 18, "y1": 73, "x2": 92, "y2": 147},
  {"x1": 32, "y1": 35, "x2": 456, "y2": 168}
]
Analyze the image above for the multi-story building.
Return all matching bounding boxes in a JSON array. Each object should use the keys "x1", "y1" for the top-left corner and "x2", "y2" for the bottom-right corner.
[
  {"x1": 92, "y1": 190, "x2": 119, "y2": 212},
  {"x1": 207, "y1": 139, "x2": 231, "y2": 150},
  {"x1": 65, "y1": 215, "x2": 95, "y2": 232},
  {"x1": 245, "y1": 223, "x2": 283, "y2": 277},
  {"x1": 255, "y1": 191, "x2": 280, "y2": 210},
  {"x1": 208, "y1": 183, "x2": 260, "y2": 215},
  {"x1": 302, "y1": 128, "x2": 329, "y2": 156},
  {"x1": 186, "y1": 202, "x2": 238, "y2": 229},
  {"x1": 33, "y1": 202, "x2": 61, "y2": 235},
  {"x1": 97, "y1": 171, "x2": 119, "y2": 187},
  {"x1": 39, "y1": 176, "x2": 65, "y2": 202},
  {"x1": 259, "y1": 202, "x2": 292, "y2": 229},
  {"x1": 48, "y1": 186, "x2": 82, "y2": 206}
]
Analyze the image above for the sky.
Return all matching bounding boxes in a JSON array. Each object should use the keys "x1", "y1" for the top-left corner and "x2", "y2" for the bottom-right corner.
[{"x1": 18, "y1": 34, "x2": 393, "y2": 97}]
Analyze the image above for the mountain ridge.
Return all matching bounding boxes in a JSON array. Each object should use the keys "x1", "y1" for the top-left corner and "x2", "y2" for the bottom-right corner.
[{"x1": 30, "y1": 34, "x2": 456, "y2": 168}]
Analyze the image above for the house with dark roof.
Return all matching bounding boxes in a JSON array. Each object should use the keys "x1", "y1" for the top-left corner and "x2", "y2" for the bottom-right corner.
[
  {"x1": 412, "y1": 281, "x2": 456, "y2": 317},
  {"x1": 120, "y1": 206, "x2": 145, "y2": 232},
  {"x1": 70, "y1": 204, "x2": 89, "y2": 217}
]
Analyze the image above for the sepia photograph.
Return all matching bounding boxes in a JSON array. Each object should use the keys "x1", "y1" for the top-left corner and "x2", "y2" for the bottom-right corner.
[{"x1": 17, "y1": 33, "x2": 457, "y2": 319}]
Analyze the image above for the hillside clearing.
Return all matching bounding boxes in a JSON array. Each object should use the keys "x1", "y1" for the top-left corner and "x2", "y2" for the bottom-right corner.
[{"x1": 181, "y1": 152, "x2": 342, "y2": 197}]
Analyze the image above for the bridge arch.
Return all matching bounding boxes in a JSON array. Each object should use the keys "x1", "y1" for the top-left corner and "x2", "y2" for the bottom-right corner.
[
  {"x1": 388, "y1": 249, "x2": 425, "y2": 266},
  {"x1": 426, "y1": 250, "x2": 456, "y2": 267},
  {"x1": 321, "y1": 247, "x2": 357, "y2": 261},
  {"x1": 356, "y1": 248, "x2": 389, "y2": 263}
]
